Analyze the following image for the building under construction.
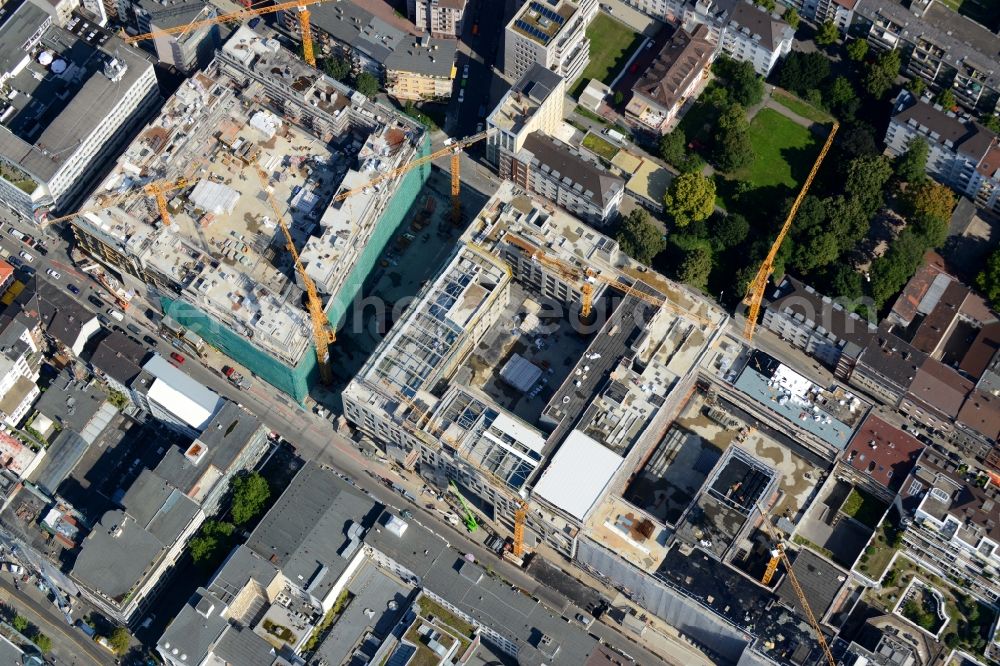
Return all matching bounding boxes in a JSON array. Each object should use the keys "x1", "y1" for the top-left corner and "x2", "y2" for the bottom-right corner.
[{"x1": 70, "y1": 26, "x2": 428, "y2": 402}]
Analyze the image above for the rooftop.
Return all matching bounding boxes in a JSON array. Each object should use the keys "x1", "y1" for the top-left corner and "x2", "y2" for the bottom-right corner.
[
  {"x1": 855, "y1": 324, "x2": 926, "y2": 390},
  {"x1": 0, "y1": 5, "x2": 153, "y2": 184},
  {"x1": 775, "y1": 548, "x2": 847, "y2": 620},
  {"x1": 32, "y1": 369, "x2": 107, "y2": 434},
  {"x1": 532, "y1": 429, "x2": 624, "y2": 522},
  {"x1": 628, "y1": 24, "x2": 714, "y2": 116},
  {"x1": 89, "y1": 330, "x2": 147, "y2": 386},
  {"x1": 519, "y1": 132, "x2": 624, "y2": 209},
  {"x1": 509, "y1": 0, "x2": 577, "y2": 46},
  {"x1": 891, "y1": 91, "x2": 996, "y2": 162},
  {"x1": 383, "y1": 34, "x2": 458, "y2": 78},
  {"x1": 905, "y1": 358, "x2": 973, "y2": 419},
  {"x1": 141, "y1": 354, "x2": 223, "y2": 431},
  {"x1": 488, "y1": 63, "x2": 563, "y2": 135},
  {"x1": 956, "y1": 389, "x2": 1000, "y2": 441},
  {"x1": 727, "y1": 0, "x2": 792, "y2": 51},
  {"x1": 768, "y1": 276, "x2": 876, "y2": 349},
  {"x1": 843, "y1": 414, "x2": 924, "y2": 492}
]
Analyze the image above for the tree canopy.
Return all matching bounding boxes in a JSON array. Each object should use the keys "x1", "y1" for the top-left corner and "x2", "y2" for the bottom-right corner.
[
  {"x1": 778, "y1": 52, "x2": 831, "y2": 96},
  {"x1": 903, "y1": 179, "x2": 955, "y2": 247},
  {"x1": 815, "y1": 20, "x2": 839, "y2": 47},
  {"x1": 231, "y1": 472, "x2": 271, "y2": 525},
  {"x1": 615, "y1": 208, "x2": 665, "y2": 265},
  {"x1": 846, "y1": 39, "x2": 868, "y2": 62},
  {"x1": 863, "y1": 49, "x2": 901, "y2": 99},
  {"x1": 783, "y1": 7, "x2": 800, "y2": 29},
  {"x1": 894, "y1": 137, "x2": 929, "y2": 184},
  {"x1": 190, "y1": 520, "x2": 235, "y2": 565},
  {"x1": 936, "y1": 88, "x2": 956, "y2": 110},
  {"x1": 109, "y1": 627, "x2": 130, "y2": 655},
  {"x1": 354, "y1": 71, "x2": 379, "y2": 98},
  {"x1": 31, "y1": 633, "x2": 50, "y2": 654},
  {"x1": 824, "y1": 76, "x2": 857, "y2": 119},
  {"x1": 659, "y1": 130, "x2": 687, "y2": 169},
  {"x1": 713, "y1": 57, "x2": 764, "y2": 107},
  {"x1": 712, "y1": 213, "x2": 749, "y2": 251},
  {"x1": 678, "y1": 246, "x2": 713, "y2": 288},
  {"x1": 870, "y1": 229, "x2": 926, "y2": 307},
  {"x1": 664, "y1": 172, "x2": 716, "y2": 227},
  {"x1": 845, "y1": 155, "x2": 893, "y2": 214},
  {"x1": 324, "y1": 56, "x2": 350, "y2": 82},
  {"x1": 713, "y1": 104, "x2": 753, "y2": 172}
]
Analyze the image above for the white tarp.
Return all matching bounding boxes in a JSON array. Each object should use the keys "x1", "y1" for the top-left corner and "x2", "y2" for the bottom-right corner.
[
  {"x1": 533, "y1": 430, "x2": 623, "y2": 522},
  {"x1": 190, "y1": 180, "x2": 240, "y2": 215},
  {"x1": 249, "y1": 110, "x2": 281, "y2": 139},
  {"x1": 499, "y1": 354, "x2": 542, "y2": 393}
]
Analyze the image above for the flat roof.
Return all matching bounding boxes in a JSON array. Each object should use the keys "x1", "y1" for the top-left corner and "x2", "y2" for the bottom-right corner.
[
  {"x1": 143, "y1": 354, "x2": 223, "y2": 431},
  {"x1": 383, "y1": 34, "x2": 458, "y2": 78},
  {"x1": 532, "y1": 429, "x2": 623, "y2": 522},
  {"x1": 776, "y1": 548, "x2": 847, "y2": 621}
]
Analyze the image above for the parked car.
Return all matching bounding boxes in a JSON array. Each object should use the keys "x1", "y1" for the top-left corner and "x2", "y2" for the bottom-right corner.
[
  {"x1": 170, "y1": 351, "x2": 185, "y2": 364},
  {"x1": 88, "y1": 295, "x2": 104, "y2": 308},
  {"x1": 106, "y1": 308, "x2": 125, "y2": 322},
  {"x1": 18, "y1": 251, "x2": 32, "y2": 262},
  {"x1": 127, "y1": 323, "x2": 141, "y2": 335},
  {"x1": 66, "y1": 283, "x2": 80, "y2": 295},
  {"x1": 143, "y1": 335, "x2": 157, "y2": 346},
  {"x1": 45, "y1": 268, "x2": 60, "y2": 280}
]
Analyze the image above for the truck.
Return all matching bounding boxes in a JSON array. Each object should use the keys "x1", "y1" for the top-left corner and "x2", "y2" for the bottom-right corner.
[{"x1": 222, "y1": 366, "x2": 251, "y2": 390}]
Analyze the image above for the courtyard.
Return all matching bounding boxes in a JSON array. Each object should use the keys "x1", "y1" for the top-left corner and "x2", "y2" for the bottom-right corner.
[{"x1": 571, "y1": 13, "x2": 644, "y2": 97}]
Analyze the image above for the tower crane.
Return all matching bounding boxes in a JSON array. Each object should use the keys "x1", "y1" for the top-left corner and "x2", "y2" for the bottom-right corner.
[
  {"x1": 254, "y1": 165, "x2": 336, "y2": 384},
  {"x1": 756, "y1": 501, "x2": 836, "y2": 666},
  {"x1": 742, "y1": 122, "x2": 839, "y2": 341},
  {"x1": 123, "y1": 0, "x2": 327, "y2": 68},
  {"x1": 42, "y1": 176, "x2": 191, "y2": 226}
]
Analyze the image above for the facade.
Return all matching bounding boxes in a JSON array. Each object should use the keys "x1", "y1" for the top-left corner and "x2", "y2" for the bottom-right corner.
[
  {"x1": 486, "y1": 63, "x2": 565, "y2": 167},
  {"x1": 781, "y1": 0, "x2": 856, "y2": 31},
  {"x1": 884, "y1": 91, "x2": 1000, "y2": 215},
  {"x1": 70, "y1": 26, "x2": 427, "y2": 403},
  {"x1": 506, "y1": 132, "x2": 625, "y2": 226},
  {"x1": 0, "y1": 318, "x2": 40, "y2": 428},
  {"x1": 762, "y1": 276, "x2": 876, "y2": 378},
  {"x1": 408, "y1": 0, "x2": 467, "y2": 37},
  {"x1": 0, "y1": 2, "x2": 159, "y2": 220},
  {"x1": 383, "y1": 34, "x2": 458, "y2": 101},
  {"x1": 626, "y1": 25, "x2": 715, "y2": 135},
  {"x1": 503, "y1": 0, "x2": 598, "y2": 83},
  {"x1": 854, "y1": 0, "x2": 1000, "y2": 114},
  {"x1": 131, "y1": 354, "x2": 223, "y2": 438},
  {"x1": 130, "y1": 0, "x2": 219, "y2": 74},
  {"x1": 719, "y1": 1, "x2": 793, "y2": 77}
]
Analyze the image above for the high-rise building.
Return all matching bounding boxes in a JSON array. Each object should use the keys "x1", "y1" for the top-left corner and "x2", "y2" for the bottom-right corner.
[
  {"x1": 408, "y1": 0, "x2": 467, "y2": 38},
  {"x1": 503, "y1": 0, "x2": 598, "y2": 83}
]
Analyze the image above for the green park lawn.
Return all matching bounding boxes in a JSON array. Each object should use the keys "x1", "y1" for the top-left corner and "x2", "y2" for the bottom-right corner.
[
  {"x1": 771, "y1": 89, "x2": 834, "y2": 124},
  {"x1": 732, "y1": 108, "x2": 820, "y2": 190},
  {"x1": 571, "y1": 14, "x2": 643, "y2": 97}
]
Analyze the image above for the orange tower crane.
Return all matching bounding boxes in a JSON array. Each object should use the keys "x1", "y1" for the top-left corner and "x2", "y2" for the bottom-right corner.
[
  {"x1": 742, "y1": 122, "x2": 839, "y2": 341},
  {"x1": 123, "y1": 0, "x2": 326, "y2": 68},
  {"x1": 756, "y1": 502, "x2": 836, "y2": 666},
  {"x1": 254, "y1": 165, "x2": 336, "y2": 384},
  {"x1": 143, "y1": 177, "x2": 190, "y2": 226}
]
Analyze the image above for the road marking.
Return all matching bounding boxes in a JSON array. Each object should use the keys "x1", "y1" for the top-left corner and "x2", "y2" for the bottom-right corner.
[{"x1": 0, "y1": 584, "x2": 104, "y2": 665}]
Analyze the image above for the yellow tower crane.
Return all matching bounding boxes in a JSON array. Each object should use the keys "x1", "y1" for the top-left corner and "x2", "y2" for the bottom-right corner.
[
  {"x1": 756, "y1": 502, "x2": 836, "y2": 666},
  {"x1": 742, "y1": 122, "x2": 839, "y2": 341},
  {"x1": 254, "y1": 165, "x2": 336, "y2": 384},
  {"x1": 143, "y1": 177, "x2": 190, "y2": 226},
  {"x1": 123, "y1": 0, "x2": 327, "y2": 68}
]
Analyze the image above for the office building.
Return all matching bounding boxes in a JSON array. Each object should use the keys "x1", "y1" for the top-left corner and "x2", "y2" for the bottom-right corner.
[
  {"x1": 129, "y1": 0, "x2": 220, "y2": 74},
  {"x1": 486, "y1": 63, "x2": 565, "y2": 167}
]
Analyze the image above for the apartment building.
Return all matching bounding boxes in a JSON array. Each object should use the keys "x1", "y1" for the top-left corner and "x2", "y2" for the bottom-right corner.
[
  {"x1": 626, "y1": 24, "x2": 715, "y2": 135},
  {"x1": 0, "y1": 316, "x2": 41, "y2": 427},
  {"x1": 384, "y1": 34, "x2": 458, "y2": 101},
  {"x1": 762, "y1": 276, "x2": 876, "y2": 378},
  {"x1": 131, "y1": 355, "x2": 223, "y2": 438},
  {"x1": 89, "y1": 331, "x2": 147, "y2": 404},
  {"x1": 130, "y1": 0, "x2": 219, "y2": 74},
  {"x1": 0, "y1": 2, "x2": 159, "y2": 221},
  {"x1": 719, "y1": 1, "x2": 793, "y2": 77},
  {"x1": 884, "y1": 91, "x2": 1000, "y2": 215},
  {"x1": 486, "y1": 63, "x2": 565, "y2": 167},
  {"x1": 503, "y1": 0, "x2": 598, "y2": 82},
  {"x1": 780, "y1": 0, "x2": 856, "y2": 31},
  {"x1": 855, "y1": 0, "x2": 1000, "y2": 115},
  {"x1": 408, "y1": 0, "x2": 466, "y2": 37},
  {"x1": 506, "y1": 132, "x2": 624, "y2": 225}
]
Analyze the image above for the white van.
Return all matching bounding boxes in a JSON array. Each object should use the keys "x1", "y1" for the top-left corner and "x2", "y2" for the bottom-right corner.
[{"x1": 107, "y1": 308, "x2": 125, "y2": 322}]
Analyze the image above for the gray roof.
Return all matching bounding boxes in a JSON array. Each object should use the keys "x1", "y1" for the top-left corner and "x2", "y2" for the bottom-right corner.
[
  {"x1": 134, "y1": 0, "x2": 209, "y2": 30},
  {"x1": 157, "y1": 588, "x2": 229, "y2": 665},
  {"x1": 891, "y1": 92, "x2": 995, "y2": 161},
  {"x1": 206, "y1": 545, "x2": 280, "y2": 604},
  {"x1": 776, "y1": 549, "x2": 847, "y2": 619},
  {"x1": 856, "y1": 0, "x2": 1000, "y2": 91},
  {"x1": 245, "y1": 462, "x2": 381, "y2": 601},
  {"x1": 121, "y1": 468, "x2": 200, "y2": 543},
  {"x1": 520, "y1": 132, "x2": 624, "y2": 208},
  {"x1": 383, "y1": 34, "x2": 457, "y2": 77},
  {"x1": 767, "y1": 276, "x2": 876, "y2": 349},
  {"x1": 0, "y1": 21, "x2": 153, "y2": 182},
  {"x1": 90, "y1": 331, "x2": 147, "y2": 385},
  {"x1": 855, "y1": 325, "x2": 926, "y2": 392},
  {"x1": 727, "y1": 0, "x2": 791, "y2": 52},
  {"x1": 212, "y1": 624, "x2": 276, "y2": 665},
  {"x1": 154, "y1": 401, "x2": 263, "y2": 496},
  {"x1": 31, "y1": 428, "x2": 88, "y2": 495},
  {"x1": 32, "y1": 370, "x2": 107, "y2": 434},
  {"x1": 21, "y1": 278, "x2": 98, "y2": 351},
  {"x1": 309, "y1": 0, "x2": 408, "y2": 65},
  {"x1": 0, "y1": 2, "x2": 49, "y2": 76},
  {"x1": 513, "y1": 62, "x2": 563, "y2": 104},
  {"x1": 72, "y1": 508, "x2": 168, "y2": 601}
]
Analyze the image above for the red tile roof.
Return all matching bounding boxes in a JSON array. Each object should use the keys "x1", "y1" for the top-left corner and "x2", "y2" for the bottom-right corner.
[
  {"x1": 889, "y1": 251, "x2": 948, "y2": 326},
  {"x1": 843, "y1": 414, "x2": 923, "y2": 492},
  {"x1": 957, "y1": 389, "x2": 1000, "y2": 441},
  {"x1": 906, "y1": 358, "x2": 973, "y2": 419},
  {"x1": 0, "y1": 261, "x2": 13, "y2": 288}
]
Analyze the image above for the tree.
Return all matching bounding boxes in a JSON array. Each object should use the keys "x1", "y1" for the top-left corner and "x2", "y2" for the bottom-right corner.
[
  {"x1": 936, "y1": 87, "x2": 956, "y2": 110},
  {"x1": 846, "y1": 155, "x2": 893, "y2": 214},
  {"x1": 615, "y1": 208, "x2": 665, "y2": 265},
  {"x1": 354, "y1": 71, "x2": 379, "y2": 98},
  {"x1": 846, "y1": 38, "x2": 869, "y2": 62},
  {"x1": 109, "y1": 627, "x2": 130, "y2": 655},
  {"x1": 837, "y1": 122, "x2": 878, "y2": 159},
  {"x1": 31, "y1": 633, "x2": 50, "y2": 654},
  {"x1": 664, "y1": 172, "x2": 716, "y2": 227},
  {"x1": 790, "y1": 196, "x2": 840, "y2": 272},
  {"x1": 659, "y1": 129, "x2": 688, "y2": 169},
  {"x1": 783, "y1": 7, "x2": 800, "y2": 29},
  {"x1": 713, "y1": 57, "x2": 764, "y2": 107},
  {"x1": 815, "y1": 20, "x2": 839, "y2": 47},
  {"x1": 189, "y1": 520, "x2": 234, "y2": 565},
  {"x1": 678, "y1": 246, "x2": 713, "y2": 288},
  {"x1": 12, "y1": 616, "x2": 28, "y2": 633},
  {"x1": 863, "y1": 49, "x2": 901, "y2": 99},
  {"x1": 754, "y1": 0, "x2": 775, "y2": 11},
  {"x1": 981, "y1": 114, "x2": 1000, "y2": 133},
  {"x1": 778, "y1": 52, "x2": 831, "y2": 96},
  {"x1": 904, "y1": 180, "x2": 955, "y2": 247},
  {"x1": 824, "y1": 76, "x2": 856, "y2": 118},
  {"x1": 870, "y1": 229, "x2": 927, "y2": 307},
  {"x1": 825, "y1": 263, "x2": 863, "y2": 300},
  {"x1": 944, "y1": 633, "x2": 960, "y2": 649},
  {"x1": 712, "y1": 213, "x2": 749, "y2": 250},
  {"x1": 323, "y1": 56, "x2": 350, "y2": 82},
  {"x1": 231, "y1": 472, "x2": 271, "y2": 525},
  {"x1": 910, "y1": 77, "x2": 927, "y2": 99},
  {"x1": 713, "y1": 104, "x2": 753, "y2": 172},
  {"x1": 613, "y1": 90, "x2": 624, "y2": 106},
  {"x1": 895, "y1": 137, "x2": 929, "y2": 184},
  {"x1": 977, "y1": 248, "x2": 1000, "y2": 309}
]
